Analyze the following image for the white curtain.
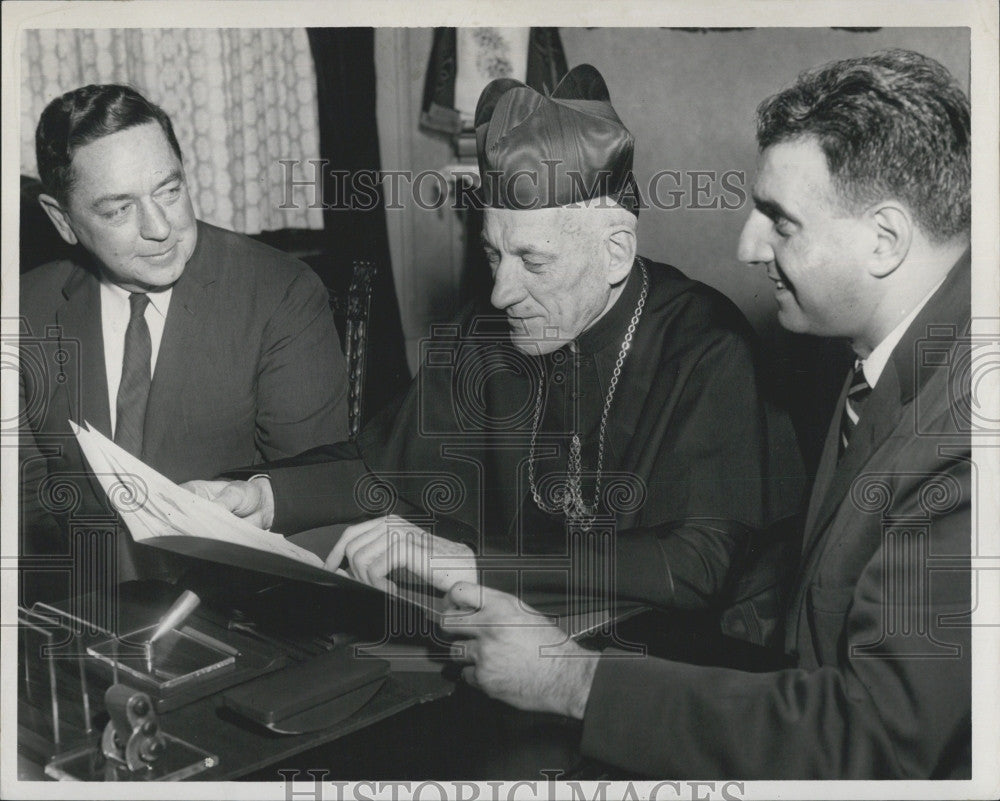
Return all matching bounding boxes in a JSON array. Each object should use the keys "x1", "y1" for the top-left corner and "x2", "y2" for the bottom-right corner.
[{"x1": 20, "y1": 28, "x2": 324, "y2": 233}]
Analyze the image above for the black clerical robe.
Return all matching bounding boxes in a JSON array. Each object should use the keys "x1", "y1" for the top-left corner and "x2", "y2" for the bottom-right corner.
[{"x1": 256, "y1": 259, "x2": 805, "y2": 644}]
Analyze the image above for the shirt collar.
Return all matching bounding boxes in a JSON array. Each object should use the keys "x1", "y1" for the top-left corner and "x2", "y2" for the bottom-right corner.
[
  {"x1": 99, "y1": 276, "x2": 172, "y2": 318},
  {"x1": 575, "y1": 260, "x2": 642, "y2": 356},
  {"x1": 860, "y1": 275, "x2": 946, "y2": 388}
]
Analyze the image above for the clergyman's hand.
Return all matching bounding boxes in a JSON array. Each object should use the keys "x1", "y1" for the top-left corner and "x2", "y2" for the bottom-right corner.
[
  {"x1": 324, "y1": 515, "x2": 476, "y2": 593},
  {"x1": 441, "y1": 582, "x2": 599, "y2": 719},
  {"x1": 182, "y1": 477, "x2": 275, "y2": 530}
]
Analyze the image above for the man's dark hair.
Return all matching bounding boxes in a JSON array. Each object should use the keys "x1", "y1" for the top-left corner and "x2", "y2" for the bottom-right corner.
[
  {"x1": 35, "y1": 84, "x2": 182, "y2": 203},
  {"x1": 756, "y1": 48, "x2": 970, "y2": 242}
]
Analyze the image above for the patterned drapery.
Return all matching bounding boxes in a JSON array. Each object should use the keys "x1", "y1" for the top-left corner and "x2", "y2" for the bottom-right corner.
[{"x1": 20, "y1": 28, "x2": 323, "y2": 233}]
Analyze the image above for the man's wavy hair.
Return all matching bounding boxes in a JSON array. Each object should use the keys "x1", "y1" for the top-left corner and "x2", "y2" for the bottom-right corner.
[
  {"x1": 755, "y1": 49, "x2": 970, "y2": 242},
  {"x1": 36, "y1": 84, "x2": 182, "y2": 204}
]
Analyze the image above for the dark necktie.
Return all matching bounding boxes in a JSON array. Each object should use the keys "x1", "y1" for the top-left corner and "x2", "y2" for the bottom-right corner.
[
  {"x1": 114, "y1": 292, "x2": 152, "y2": 456},
  {"x1": 839, "y1": 360, "x2": 872, "y2": 458}
]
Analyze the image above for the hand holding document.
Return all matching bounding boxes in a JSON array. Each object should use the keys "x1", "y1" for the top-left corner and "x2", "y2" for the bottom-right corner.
[
  {"x1": 71, "y1": 421, "x2": 337, "y2": 578},
  {"x1": 71, "y1": 422, "x2": 445, "y2": 616},
  {"x1": 183, "y1": 478, "x2": 275, "y2": 530}
]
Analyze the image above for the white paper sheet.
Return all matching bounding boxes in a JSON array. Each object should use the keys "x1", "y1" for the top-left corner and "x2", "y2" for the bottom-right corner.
[{"x1": 70, "y1": 421, "x2": 326, "y2": 569}]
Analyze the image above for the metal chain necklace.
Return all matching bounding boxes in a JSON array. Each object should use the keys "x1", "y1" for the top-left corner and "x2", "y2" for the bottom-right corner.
[{"x1": 527, "y1": 260, "x2": 649, "y2": 530}]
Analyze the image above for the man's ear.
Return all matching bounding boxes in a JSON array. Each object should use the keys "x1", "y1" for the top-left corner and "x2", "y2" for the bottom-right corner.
[
  {"x1": 867, "y1": 202, "x2": 912, "y2": 278},
  {"x1": 37, "y1": 193, "x2": 78, "y2": 246},
  {"x1": 605, "y1": 225, "x2": 637, "y2": 285}
]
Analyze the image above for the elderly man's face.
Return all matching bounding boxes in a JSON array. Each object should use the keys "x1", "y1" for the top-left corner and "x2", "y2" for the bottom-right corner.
[
  {"x1": 47, "y1": 121, "x2": 197, "y2": 292},
  {"x1": 737, "y1": 137, "x2": 873, "y2": 339},
  {"x1": 482, "y1": 207, "x2": 615, "y2": 354}
]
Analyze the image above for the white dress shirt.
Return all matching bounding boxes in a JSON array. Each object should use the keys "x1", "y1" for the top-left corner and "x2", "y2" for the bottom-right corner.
[
  {"x1": 100, "y1": 280, "x2": 172, "y2": 435},
  {"x1": 859, "y1": 277, "x2": 946, "y2": 389}
]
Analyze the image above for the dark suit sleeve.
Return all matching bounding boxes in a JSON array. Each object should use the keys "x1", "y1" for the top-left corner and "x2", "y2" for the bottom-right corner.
[
  {"x1": 607, "y1": 521, "x2": 749, "y2": 610},
  {"x1": 580, "y1": 454, "x2": 971, "y2": 779},
  {"x1": 237, "y1": 441, "x2": 424, "y2": 534},
  {"x1": 264, "y1": 444, "x2": 370, "y2": 532},
  {"x1": 226, "y1": 442, "x2": 368, "y2": 531},
  {"x1": 254, "y1": 268, "x2": 349, "y2": 458}
]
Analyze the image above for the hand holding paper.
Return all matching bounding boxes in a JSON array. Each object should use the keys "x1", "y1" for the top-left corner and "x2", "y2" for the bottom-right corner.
[
  {"x1": 183, "y1": 477, "x2": 275, "y2": 530},
  {"x1": 71, "y1": 421, "x2": 446, "y2": 616},
  {"x1": 71, "y1": 421, "x2": 323, "y2": 569}
]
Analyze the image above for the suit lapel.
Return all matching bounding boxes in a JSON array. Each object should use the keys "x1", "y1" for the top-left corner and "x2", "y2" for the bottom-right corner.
[
  {"x1": 784, "y1": 364, "x2": 903, "y2": 647},
  {"x1": 801, "y1": 366, "x2": 904, "y2": 561},
  {"x1": 50, "y1": 266, "x2": 115, "y2": 519},
  {"x1": 798, "y1": 248, "x2": 970, "y2": 560},
  {"x1": 785, "y1": 250, "x2": 971, "y2": 654},
  {"x1": 54, "y1": 267, "x2": 111, "y2": 436},
  {"x1": 801, "y1": 370, "x2": 850, "y2": 541},
  {"x1": 141, "y1": 225, "x2": 214, "y2": 459},
  {"x1": 783, "y1": 338, "x2": 908, "y2": 657}
]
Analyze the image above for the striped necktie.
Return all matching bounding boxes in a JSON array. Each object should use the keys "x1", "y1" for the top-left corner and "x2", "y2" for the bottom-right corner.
[
  {"x1": 114, "y1": 292, "x2": 152, "y2": 456},
  {"x1": 839, "y1": 360, "x2": 872, "y2": 459}
]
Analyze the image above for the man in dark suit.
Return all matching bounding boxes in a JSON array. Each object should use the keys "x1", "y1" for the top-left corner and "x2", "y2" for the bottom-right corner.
[
  {"x1": 18, "y1": 84, "x2": 349, "y2": 603},
  {"x1": 439, "y1": 49, "x2": 974, "y2": 778}
]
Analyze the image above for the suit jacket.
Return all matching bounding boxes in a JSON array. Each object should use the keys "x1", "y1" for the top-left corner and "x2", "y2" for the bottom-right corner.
[
  {"x1": 19, "y1": 221, "x2": 349, "y2": 592},
  {"x1": 580, "y1": 251, "x2": 972, "y2": 778}
]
